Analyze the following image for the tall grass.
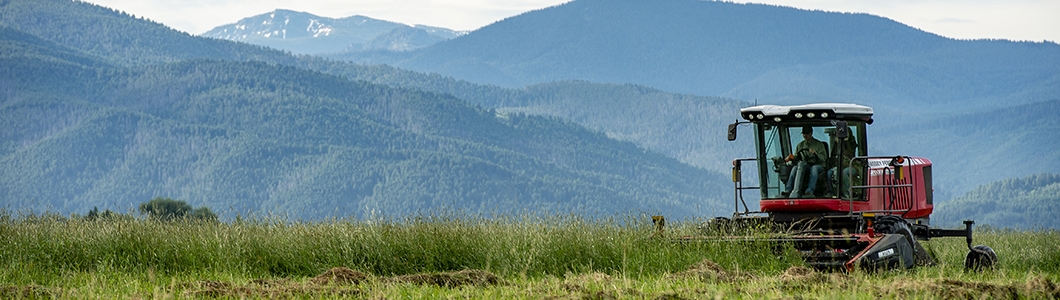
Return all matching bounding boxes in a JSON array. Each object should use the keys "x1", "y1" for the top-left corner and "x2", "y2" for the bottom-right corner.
[
  {"x1": 921, "y1": 226, "x2": 1060, "y2": 275},
  {"x1": 0, "y1": 210, "x2": 801, "y2": 285},
  {"x1": 4, "y1": 209, "x2": 1058, "y2": 299},
  {"x1": 5, "y1": 209, "x2": 1055, "y2": 287}
]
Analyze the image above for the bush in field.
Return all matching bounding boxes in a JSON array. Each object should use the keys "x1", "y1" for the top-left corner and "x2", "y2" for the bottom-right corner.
[
  {"x1": 83, "y1": 207, "x2": 133, "y2": 221},
  {"x1": 138, "y1": 197, "x2": 217, "y2": 222}
]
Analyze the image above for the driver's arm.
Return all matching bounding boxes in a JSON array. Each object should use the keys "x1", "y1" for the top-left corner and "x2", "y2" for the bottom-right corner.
[{"x1": 812, "y1": 142, "x2": 827, "y2": 163}]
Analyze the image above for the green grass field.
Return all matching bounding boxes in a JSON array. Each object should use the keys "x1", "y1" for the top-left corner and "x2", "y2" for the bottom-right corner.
[{"x1": 2, "y1": 210, "x2": 1058, "y2": 299}]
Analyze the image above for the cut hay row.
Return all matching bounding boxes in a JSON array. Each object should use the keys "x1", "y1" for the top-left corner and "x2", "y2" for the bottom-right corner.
[{"x1": 3, "y1": 260, "x2": 1058, "y2": 299}]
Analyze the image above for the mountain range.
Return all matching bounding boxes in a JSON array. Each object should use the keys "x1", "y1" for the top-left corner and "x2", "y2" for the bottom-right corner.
[
  {"x1": 311, "y1": 0, "x2": 1060, "y2": 201},
  {"x1": 328, "y1": 0, "x2": 1060, "y2": 119},
  {"x1": 0, "y1": 22, "x2": 725, "y2": 218},
  {"x1": 1, "y1": 0, "x2": 1058, "y2": 227},
  {"x1": 202, "y1": 9, "x2": 464, "y2": 54}
]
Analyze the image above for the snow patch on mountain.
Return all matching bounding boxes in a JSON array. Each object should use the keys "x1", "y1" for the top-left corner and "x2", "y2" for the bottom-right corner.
[{"x1": 201, "y1": 9, "x2": 465, "y2": 54}]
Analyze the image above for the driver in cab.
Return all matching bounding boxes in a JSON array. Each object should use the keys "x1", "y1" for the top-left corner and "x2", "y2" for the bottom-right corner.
[{"x1": 782, "y1": 126, "x2": 827, "y2": 198}]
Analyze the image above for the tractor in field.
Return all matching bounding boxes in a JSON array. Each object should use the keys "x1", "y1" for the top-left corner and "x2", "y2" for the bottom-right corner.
[{"x1": 674, "y1": 103, "x2": 997, "y2": 271}]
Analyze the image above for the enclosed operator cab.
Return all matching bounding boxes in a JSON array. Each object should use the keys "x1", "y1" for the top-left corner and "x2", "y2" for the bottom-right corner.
[{"x1": 729, "y1": 103, "x2": 934, "y2": 223}]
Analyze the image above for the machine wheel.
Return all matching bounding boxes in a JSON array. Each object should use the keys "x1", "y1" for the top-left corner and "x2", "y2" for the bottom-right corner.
[
  {"x1": 874, "y1": 216, "x2": 934, "y2": 266},
  {"x1": 875, "y1": 216, "x2": 915, "y2": 245},
  {"x1": 965, "y1": 245, "x2": 998, "y2": 271}
]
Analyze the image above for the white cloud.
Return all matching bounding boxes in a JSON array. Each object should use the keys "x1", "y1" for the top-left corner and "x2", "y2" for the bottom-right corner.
[{"x1": 735, "y1": 0, "x2": 1060, "y2": 42}]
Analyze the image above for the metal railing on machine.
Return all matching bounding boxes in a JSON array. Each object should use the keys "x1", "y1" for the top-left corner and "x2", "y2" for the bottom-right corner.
[{"x1": 846, "y1": 155, "x2": 916, "y2": 217}]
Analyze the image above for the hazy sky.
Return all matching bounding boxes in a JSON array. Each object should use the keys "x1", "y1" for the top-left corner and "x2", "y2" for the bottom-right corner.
[{"x1": 83, "y1": 0, "x2": 1059, "y2": 43}]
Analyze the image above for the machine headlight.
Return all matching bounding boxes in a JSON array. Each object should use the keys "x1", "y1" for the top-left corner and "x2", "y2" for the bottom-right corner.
[
  {"x1": 757, "y1": 114, "x2": 764, "y2": 119},
  {"x1": 807, "y1": 112, "x2": 816, "y2": 118},
  {"x1": 821, "y1": 112, "x2": 829, "y2": 118},
  {"x1": 795, "y1": 113, "x2": 803, "y2": 118},
  {"x1": 774, "y1": 117, "x2": 782, "y2": 122}
]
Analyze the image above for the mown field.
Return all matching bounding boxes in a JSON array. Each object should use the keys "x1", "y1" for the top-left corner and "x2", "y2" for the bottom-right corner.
[{"x1": 1, "y1": 210, "x2": 1058, "y2": 299}]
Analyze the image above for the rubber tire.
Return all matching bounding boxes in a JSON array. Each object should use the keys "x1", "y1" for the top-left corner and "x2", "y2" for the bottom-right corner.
[
  {"x1": 874, "y1": 216, "x2": 933, "y2": 267},
  {"x1": 965, "y1": 245, "x2": 998, "y2": 271},
  {"x1": 875, "y1": 216, "x2": 915, "y2": 246}
]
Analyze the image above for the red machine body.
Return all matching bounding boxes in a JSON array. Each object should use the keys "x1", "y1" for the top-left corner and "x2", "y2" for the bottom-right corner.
[
  {"x1": 714, "y1": 103, "x2": 995, "y2": 271},
  {"x1": 760, "y1": 157, "x2": 934, "y2": 220}
]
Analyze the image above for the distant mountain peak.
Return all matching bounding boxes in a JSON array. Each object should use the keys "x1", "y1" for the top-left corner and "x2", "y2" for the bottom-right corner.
[
  {"x1": 202, "y1": 10, "x2": 465, "y2": 54},
  {"x1": 205, "y1": 9, "x2": 352, "y2": 41}
]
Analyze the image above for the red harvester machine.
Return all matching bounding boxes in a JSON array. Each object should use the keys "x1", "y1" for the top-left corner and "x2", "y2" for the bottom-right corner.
[{"x1": 673, "y1": 103, "x2": 997, "y2": 271}]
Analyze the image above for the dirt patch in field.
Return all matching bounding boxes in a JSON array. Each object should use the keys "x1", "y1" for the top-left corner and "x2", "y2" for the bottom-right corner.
[
  {"x1": 559, "y1": 272, "x2": 639, "y2": 295},
  {"x1": 388, "y1": 269, "x2": 502, "y2": 287},
  {"x1": 548, "y1": 290, "x2": 692, "y2": 300},
  {"x1": 1, "y1": 285, "x2": 57, "y2": 298},
  {"x1": 177, "y1": 267, "x2": 502, "y2": 297},
  {"x1": 651, "y1": 293, "x2": 691, "y2": 300},
  {"x1": 1026, "y1": 274, "x2": 1060, "y2": 298},
  {"x1": 936, "y1": 279, "x2": 1020, "y2": 299},
  {"x1": 178, "y1": 280, "x2": 252, "y2": 298},
  {"x1": 551, "y1": 275, "x2": 648, "y2": 300},
  {"x1": 178, "y1": 279, "x2": 360, "y2": 298},
  {"x1": 554, "y1": 273, "x2": 679, "y2": 300},
  {"x1": 879, "y1": 277, "x2": 1050, "y2": 299},
  {"x1": 777, "y1": 265, "x2": 849, "y2": 288},
  {"x1": 544, "y1": 290, "x2": 620, "y2": 300},
  {"x1": 671, "y1": 259, "x2": 755, "y2": 283},
  {"x1": 779, "y1": 266, "x2": 826, "y2": 283},
  {"x1": 311, "y1": 267, "x2": 370, "y2": 285},
  {"x1": 561, "y1": 290, "x2": 690, "y2": 300},
  {"x1": 561, "y1": 272, "x2": 613, "y2": 292},
  {"x1": 248, "y1": 278, "x2": 292, "y2": 287}
]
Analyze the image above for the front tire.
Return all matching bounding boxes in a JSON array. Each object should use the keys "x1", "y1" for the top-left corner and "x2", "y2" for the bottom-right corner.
[{"x1": 875, "y1": 216, "x2": 934, "y2": 267}]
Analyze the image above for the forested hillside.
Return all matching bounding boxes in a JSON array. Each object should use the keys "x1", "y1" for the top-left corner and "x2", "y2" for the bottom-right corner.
[
  {"x1": 872, "y1": 100, "x2": 1060, "y2": 200},
  {"x1": 331, "y1": 0, "x2": 1060, "y2": 117},
  {"x1": 0, "y1": 0, "x2": 753, "y2": 173},
  {"x1": 1, "y1": 32, "x2": 727, "y2": 217},
  {"x1": 294, "y1": 63, "x2": 752, "y2": 172},
  {"x1": 934, "y1": 174, "x2": 1060, "y2": 228},
  {"x1": 497, "y1": 81, "x2": 747, "y2": 172},
  {"x1": 312, "y1": 0, "x2": 1060, "y2": 202},
  {"x1": 303, "y1": 56, "x2": 1059, "y2": 203}
]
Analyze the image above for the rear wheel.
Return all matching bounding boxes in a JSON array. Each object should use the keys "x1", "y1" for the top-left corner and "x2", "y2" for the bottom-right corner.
[{"x1": 965, "y1": 245, "x2": 998, "y2": 271}]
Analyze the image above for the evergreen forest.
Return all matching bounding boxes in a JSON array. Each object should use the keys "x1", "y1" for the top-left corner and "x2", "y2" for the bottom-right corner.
[
  {"x1": 934, "y1": 173, "x2": 1060, "y2": 229},
  {"x1": 0, "y1": 16, "x2": 726, "y2": 218}
]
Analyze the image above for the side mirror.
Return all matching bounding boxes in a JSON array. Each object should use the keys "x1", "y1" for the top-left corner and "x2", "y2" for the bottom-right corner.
[
  {"x1": 834, "y1": 121, "x2": 849, "y2": 139},
  {"x1": 727, "y1": 122, "x2": 738, "y2": 141}
]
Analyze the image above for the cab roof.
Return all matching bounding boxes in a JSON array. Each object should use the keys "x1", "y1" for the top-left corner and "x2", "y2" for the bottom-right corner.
[{"x1": 740, "y1": 103, "x2": 873, "y2": 123}]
